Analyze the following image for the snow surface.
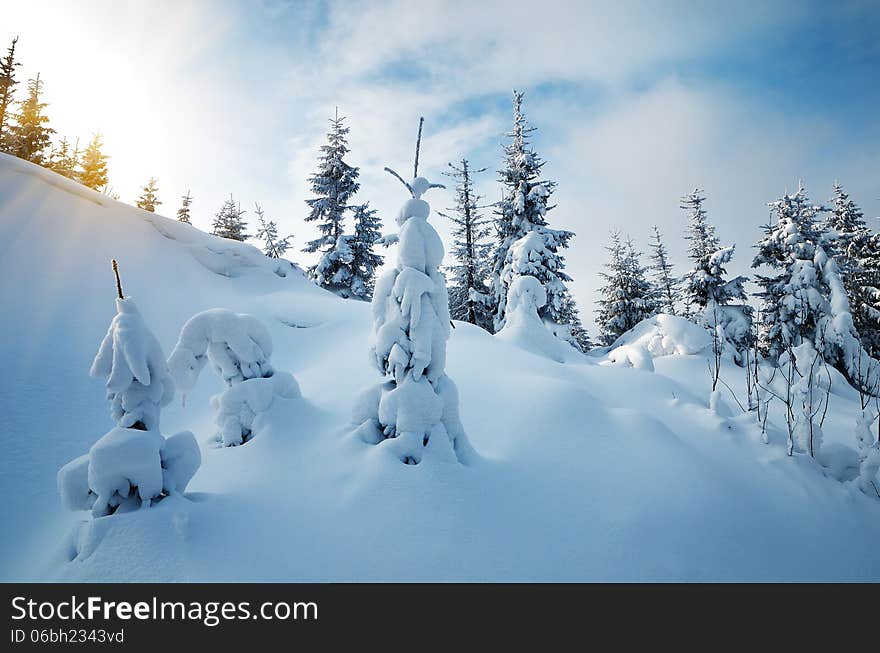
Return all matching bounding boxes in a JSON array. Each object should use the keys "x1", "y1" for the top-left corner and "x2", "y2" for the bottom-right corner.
[{"x1": 2, "y1": 153, "x2": 880, "y2": 581}]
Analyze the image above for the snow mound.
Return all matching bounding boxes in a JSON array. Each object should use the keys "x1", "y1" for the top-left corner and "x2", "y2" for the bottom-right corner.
[
  {"x1": 495, "y1": 275, "x2": 580, "y2": 363},
  {"x1": 609, "y1": 314, "x2": 712, "y2": 358},
  {"x1": 602, "y1": 344, "x2": 655, "y2": 371}
]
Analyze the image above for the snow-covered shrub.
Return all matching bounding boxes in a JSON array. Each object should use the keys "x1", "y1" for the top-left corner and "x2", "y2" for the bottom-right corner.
[
  {"x1": 496, "y1": 275, "x2": 579, "y2": 363},
  {"x1": 90, "y1": 297, "x2": 174, "y2": 431},
  {"x1": 168, "y1": 308, "x2": 297, "y2": 446},
  {"x1": 605, "y1": 314, "x2": 711, "y2": 358},
  {"x1": 59, "y1": 428, "x2": 201, "y2": 517},
  {"x1": 167, "y1": 308, "x2": 275, "y2": 393},
  {"x1": 88, "y1": 426, "x2": 166, "y2": 516},
  {"x1": 602, "y1": 344, "x2": 655, "y2": 372},
  {"x1": 211, "y1": 372, "x2": 299, "y2": 446},
  {"x1": 354, "y1": 162, "x2": 474, "y2": 465},
  {"x1": 59, "y1": 294, "x2": 200, "y2": 517}
]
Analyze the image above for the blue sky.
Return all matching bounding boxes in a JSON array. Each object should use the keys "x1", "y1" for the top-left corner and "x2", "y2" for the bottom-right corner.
[{"x1": 5, "y1": 0, "x2": 880, "y2": 328}]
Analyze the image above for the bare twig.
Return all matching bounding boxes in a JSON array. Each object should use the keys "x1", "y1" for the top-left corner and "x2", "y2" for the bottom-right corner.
[
  {"x1": 413, "y1": 116, "x2": 424, "y2": 178},
  {"x1": 384, "y1": 167, "x2": 412, "y2": 195},
  {"x1": 112, "y1": 259, "x2": 124, "y2": 299}
]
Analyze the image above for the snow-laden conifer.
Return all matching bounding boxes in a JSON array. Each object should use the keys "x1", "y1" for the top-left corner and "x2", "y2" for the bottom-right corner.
[
  {"x1": 58, "y1": 261, "x2": 199, "y2": 517},
  {"x1": 596, "y1": 232, "x2": 657, "y2": 345},
  {"x1": 352, "y1": 119, "x2": 473, "y2": 465},
  {"x1": 438, "y1": 159, "x2": 493, "y2": 331},
  {"x1": 491, "y1": 90, "x2": 584, "y2": 349},
  {"x1": 212, "y1": 194, "x2": 248, "y2": 241},
  {"x1": 303, "y1": 108, "x2": 360, "y2": 286},
  {"x1": 167, "y1": 308, "x2": 299, "y2": 446}
]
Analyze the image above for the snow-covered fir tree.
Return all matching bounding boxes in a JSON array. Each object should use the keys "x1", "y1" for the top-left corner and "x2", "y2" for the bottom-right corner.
[
  {"x1": 58, "y1": 260, "x2": 200, "y2": 517},
  {"x1": 212, "y1": 194, "x2": 248, "y2": 241},
  {"x1": 47, "y1": 136, "x2": 78, "y2": 178},
  {"x1": 752, "y1": 184, "x2": 869, "y2": 384},
  {"x1": 136, "y1": 177, "x2": 161, "y2": 213},
  {"x1": 8, "y1": 73, "x2": 54, "y2": 164},
  {"x1": 303, "y1": 109, "x2": 360, "y2": 283},
  {"x1": 681, "y1": 189, "x2": 720, "y2": 317},
  {"x1": 491, "y1": 90, "x2": 586, "y2": 350},
  {"x1": 347, "y1": 202, "x2": 383, "y2": 299},
  {"x1": 596, "y1": 232, "x2": 657, "y2": 346},
  {"x1": 168, "y1": 308, "x2": 299, "y2": 446},
  {"x1": 312, "y1": 234, "x2": 355, "y2": 296},
  {"x1": 77, "y1": 133, "x2": 109, "y2": 191},
  {"x1": 825, "y1": 182, "x2": 880, "y2": 358},
  {"x1": 0, "y1": 36, "x2": 21, "y2": 152},
  {"x1": 438, "y1": 158, "x2": 494, "y2": 331},
  {"x1": 177, "y1": 190, "x2": 193, "y2": 224},
  {"x1": 253, "y1": 202, "x2": 292, "y2": 259},
  {"x1": 352, "y1": 123, "x2": 473, "y2": 466},
  {"x1": 648, "y1": 225, "x2": 680, "y2": 315}
]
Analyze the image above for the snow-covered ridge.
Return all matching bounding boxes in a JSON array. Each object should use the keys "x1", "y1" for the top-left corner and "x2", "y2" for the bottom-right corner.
[{"x1": 2, "y1": 153, "x2": 880, "y2": 581}]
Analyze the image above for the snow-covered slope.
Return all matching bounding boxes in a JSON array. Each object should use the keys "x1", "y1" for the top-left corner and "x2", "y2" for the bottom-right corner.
[{"x1": 1, "y1": 153, "x2": 879, "y2": 581}]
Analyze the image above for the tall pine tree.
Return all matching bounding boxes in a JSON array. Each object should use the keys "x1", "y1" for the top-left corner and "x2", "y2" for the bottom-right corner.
[
  {"x1": 596, "y1": 232, "x2": 657, "y2": 346},
  {"x1": 492, "y1": 90, "x2": 584, "y2": 349},
  {"x1": 825, "y1": 182, "x2": 880, "y2": 358},
  {"x1": 78, "y1": 133, "x2": 109, "y2": 191},
  {"x1": 0, "y1": 36, "x2": 21, "y2": 152},
  {"x1": 9, "y1": 73, "x2": 54, "y2": 164},
  {"x1": 136, "y1": 177, "x2": 161, "y2": 212},
  {"x1": 303, "y1": 108, "x2": 360, "y2": 283},
  {"x1": 212, "y1": 195, "x2": 248, "y2": 241},
  {"x1": 439, "y1": 159, "x2": 494, "y2": 331},
  {"x1": 177, "y1": 190, "x2": 193, "y2": 224},
  {"x1": 648, "y1": 225, "x2": 680, "y2": 315}
]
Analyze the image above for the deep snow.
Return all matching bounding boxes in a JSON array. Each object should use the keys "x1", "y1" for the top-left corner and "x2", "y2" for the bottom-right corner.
[{"x1": 1, "y1": 153, "x2": 879, "y2": 581}]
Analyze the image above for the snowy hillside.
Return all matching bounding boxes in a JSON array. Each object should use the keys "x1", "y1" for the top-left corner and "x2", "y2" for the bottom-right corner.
[{"x1": 1, "y1": 152, "x2": 879, "y2": 581}]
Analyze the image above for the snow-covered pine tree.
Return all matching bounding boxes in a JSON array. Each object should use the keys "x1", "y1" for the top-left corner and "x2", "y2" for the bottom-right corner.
[
  {"x1": 303, "y1": 108, "x2": 360, "y2": 283},
  {"x1": 0, "y1": 36, "x2": 20, "y2": 152},
  {"x1": 8, "y1": 73, "x2": 54, "y2": 164},
  {"x1": 47, "y1": 136, "x2": 78, "y2": 178},
  {"x1": 136, "y1": 177, "x2": 161, "y2": 213},
  {"x1": 491, "y1": 90, "x2": 585, "y2": 349},
  {"x1": 77, "y1": 133, "x2": 109, "y2": 191},
  {"x1": 826, "y1": 182, "x2": 880, "y2": 358},
  {"x1": 752, "y1": 184, "x2": 869, "y2": 385},
  {"x1": 648, "y1": 225, "x2": 680, "y2": 315},
  {"x1": 438, "y1": 158, "x2": 494, "y2": 331},
  {"x1": 681, "y1": 189, "x2": 719, "y2": 318},
  {"x1": 253, "y1": 203, "x2": 292, "y2": 259},
  {"x1": 348, "y1": 202, "x2": 383, "y2": 299},
  {"x1": 352, "y1": 118, "x2": 473, "y2": 466},
  {"x1": 752, "y1": 186, "x2": 827, "y2": 359},
  {"x1": 596, "y1": 232, "x2": 657, "y2": 346},
  {"x1": 177, "y1": 190, "x2": 193, "y2": 224},
  {"x1": 212, "y1": 195, "x2": 248, "y2": 241},
  {"x1": 57, "y1": 260, "x2": 200, "y2": 517}
]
